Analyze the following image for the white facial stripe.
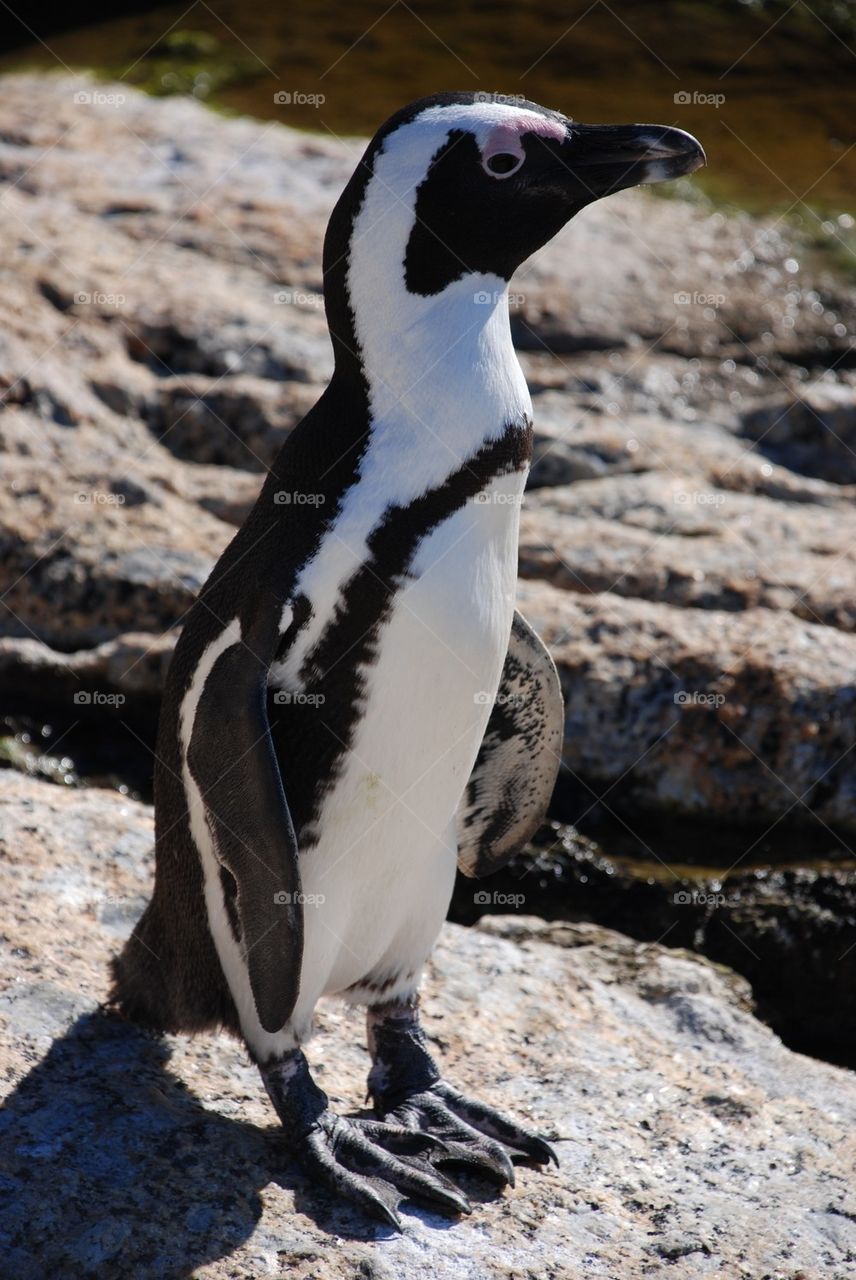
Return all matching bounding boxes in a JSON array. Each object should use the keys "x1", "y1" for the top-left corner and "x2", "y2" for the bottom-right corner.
[{"x1": 414, "y1": 101, "x2": 566, "y2": 150}]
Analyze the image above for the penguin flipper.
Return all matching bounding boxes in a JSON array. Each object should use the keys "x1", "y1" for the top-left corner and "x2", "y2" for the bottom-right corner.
[
  {"x1": 186, "y1": 608, "x2": 303, "y2": 1035},
  {"x1": 456, "y1": 609, "x2": 564, "y2": 877}
]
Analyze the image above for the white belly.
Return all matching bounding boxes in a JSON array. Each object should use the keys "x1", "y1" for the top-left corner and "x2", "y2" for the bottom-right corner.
[{"x1": 292, "y1": 469, "x2": 525, "y2": 1028}]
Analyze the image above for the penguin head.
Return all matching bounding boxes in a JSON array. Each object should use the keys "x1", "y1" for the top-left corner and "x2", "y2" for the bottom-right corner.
[{"x1": 324, "y1": 92, "x2": 705, "y2": 325}]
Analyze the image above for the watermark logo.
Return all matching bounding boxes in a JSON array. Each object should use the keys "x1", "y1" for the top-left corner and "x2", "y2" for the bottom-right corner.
[
  {"x1": 674, "y1": 691, "x2": 725, "y2": 708},
  {"x1": 74, "y1": 291, "x2": 125, "y2": 308},
  {"x1": 75, "y1": 490, "x2": 126, "y2": 506},
  {"x1": 273, "y1": 91, "x2": 325, "y2": 107},
  {"x1": 73, "y1": 691, "x2": 126, "y2": 706},
  {"x1": 273, "y1": 890, "x2": 326, "y2": 905},
  {"x1": 274, "y1": 491, "x2": 326, "y2": 506},
  {"x1": 473, "y1": 490, "x2": 524, "y2": 506},
  {"x1": 474, "y1": 890, "x2": 526, "y2": 908},
  {"x1": 272, "y1": 691, "x2": 325, "y2": 707},
  {"x1": 473, "y1": 91, "x2": 527, "y2": 107},
  {"x1": 474, "y1": 290, "x2": 525, "y2": 306},
  {"x1": 673, "y1": 889, "x2": 726, "y2": 907},
  {"x1": 73, "y1": 90, "x2": 126, "y2": 107},
  {"x1": 274, "y1": 289, "x2": 324, "y2": 308},
  {"x1": 673, "y1": 490, "x2": 726, "y2": 507},
  {"x1": 674, "y1": 291, "x2": 726, "y2": 307},
  {"x1": 674, "y1": 91, "x2": 725, "y2": 109},
  {"x1": 473, "y1": 690, "x2": 527, "y2": 707}
]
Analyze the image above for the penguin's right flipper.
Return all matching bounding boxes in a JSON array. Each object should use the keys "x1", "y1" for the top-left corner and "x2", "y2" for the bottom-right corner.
[
  {"x1": 456, "y1": 609, "x2": 564, "y2": 877},
  {"x1": 185, "y1": 605, "x2": 303, "y2": 1035}
]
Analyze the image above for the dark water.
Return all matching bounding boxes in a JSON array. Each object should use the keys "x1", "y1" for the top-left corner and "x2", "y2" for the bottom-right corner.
[{"x1": 3, "y1": 0, "x2": 856, "y2": 216}]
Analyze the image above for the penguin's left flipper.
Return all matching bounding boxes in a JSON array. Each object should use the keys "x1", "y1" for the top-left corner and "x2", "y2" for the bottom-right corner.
[
  {"x1": 456, "y1": 608, "x2": 564, "y2": 878},
  {"x1": 186, "y1": 603, "x2": 303, "y2": 1035}
]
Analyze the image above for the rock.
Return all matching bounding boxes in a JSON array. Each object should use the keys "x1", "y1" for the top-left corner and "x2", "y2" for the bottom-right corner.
[
  {"x1": 0, "y1": 73, "x2": 341, "y2": 656},
  {"x1": 2, "y1": 771, "x2": 856, "y2": 1277},
  {"x1": 512, "y1": 203, "x2": 855, "y2": 367},
  {"x1": 450, "y1": 822, "x2": 856, "y2": 1063},
  {"x1": 149, "y1": 374, "x2": 318, "y2": 471},
  {"x1": 0, "y1": 630, "x2": 175, "y2": 729},
  {"x1": 527, "y1": 394, "x2": 856, "y2": 509},
  {"x1": 704, "y1": 864, "x2": 856, "y2": 1062},
  {"x1": 740, "y1": 378, "x2": 856, "y2": 483},
  {"x1": 0, "y1": 462, "x2": 219, "y2": 648},
  {"x1": 517, "y1": 577, "x2": 856, "y2": 832},
  {"x1": 519, "y1": 469, "x2": 856, "y2": 629}
]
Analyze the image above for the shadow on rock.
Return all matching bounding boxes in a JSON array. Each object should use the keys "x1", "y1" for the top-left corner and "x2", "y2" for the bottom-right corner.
[
  {"x1": 0, "y1": 1011, "x2": 265, "y2": 1277},
  {"x1": 0, "y1": 1010, "x2": 408, "y2": 1276}
]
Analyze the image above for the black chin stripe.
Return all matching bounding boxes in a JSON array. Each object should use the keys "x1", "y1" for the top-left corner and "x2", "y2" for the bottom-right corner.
[{"x1": 267, "y1": 418, "x2": 532, "y2": 844}]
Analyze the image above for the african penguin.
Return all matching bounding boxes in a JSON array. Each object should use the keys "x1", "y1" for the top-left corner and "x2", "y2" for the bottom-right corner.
[{"x1": 112, "y1": 92, "x2": 704, "y2": 1229}]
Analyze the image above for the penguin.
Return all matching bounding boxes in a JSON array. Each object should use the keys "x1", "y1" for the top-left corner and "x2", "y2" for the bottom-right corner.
[{"x1": 111, "y1": 92, "x2": 704, "y2": 1228}]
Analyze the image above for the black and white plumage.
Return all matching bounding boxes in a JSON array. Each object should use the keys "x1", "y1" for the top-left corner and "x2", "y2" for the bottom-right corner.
[{"x1": 112, "y1": 92, "x2": 704, "y2": 1228}]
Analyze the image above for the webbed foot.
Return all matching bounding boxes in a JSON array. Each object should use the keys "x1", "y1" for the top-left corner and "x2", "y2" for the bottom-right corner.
[
  {"x1": 366, "y1": 996, "x2": 557, "y2": 1187},
  {"x1": 376, "y1": 1078, "x2": 558, "y2": 1184},
  {"x1": 262, "y1": 1050, "x2": 471, "y2": 1230}
]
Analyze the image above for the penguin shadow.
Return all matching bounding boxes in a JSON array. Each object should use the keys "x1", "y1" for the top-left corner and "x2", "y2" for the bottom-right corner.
[
  {"x1": 0, "y1": 1010, "x2": 268, "y2": 1277},
  {"x1": 0, "y1": 1009, "x2": 484, "y2": 1274}
]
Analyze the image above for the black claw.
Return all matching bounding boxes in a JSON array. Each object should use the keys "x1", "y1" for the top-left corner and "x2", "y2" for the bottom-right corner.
[
  {"x1": 375, "y1": 1082, "x2": 562, "y2": 1186},
  {"x1": 377, "y1": 1204, "x2": 404, "y2": 1232},
  {"x1": 533, "y1": 1136, "x2": 561, "y2": 1168},
  {"x1": 298, "y1": 1111, "x2": 472, "y2": 1225},
  {"x1": 431, "y1": 1081, "x2": 558, "y2": 1168},
  {"x1": 262, "y1": 1050, "x2": 472, "y2": 1228}
]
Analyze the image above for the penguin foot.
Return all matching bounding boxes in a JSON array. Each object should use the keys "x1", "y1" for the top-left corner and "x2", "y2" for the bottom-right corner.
[
  {"x1": 366, "y1": 996, "x2": 558, "y2": 1186},
  {"x1": 300, "y1": 1111, "x2": 472, "y2": 1229},
  {"x1": 261, "y1": 1049, "x2": 471, "y2": 1230},
  {"x1": 374, "y1": 1079, "x2": 558, "y2": 1185}
]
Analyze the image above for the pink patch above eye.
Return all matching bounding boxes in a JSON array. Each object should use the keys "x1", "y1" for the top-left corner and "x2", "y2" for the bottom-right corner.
[{"x1": 481, "y1": 114, "x2": 566, "y2": 167}]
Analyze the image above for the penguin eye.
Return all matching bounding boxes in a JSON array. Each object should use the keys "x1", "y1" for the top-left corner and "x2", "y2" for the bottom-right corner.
[{"x1": 483, "y1": 152, "x2": 524, "y2": 179}]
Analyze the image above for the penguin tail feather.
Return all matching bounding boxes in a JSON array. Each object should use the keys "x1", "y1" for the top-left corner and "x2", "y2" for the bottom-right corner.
[{"x1": 108, "y1": 898, "x2": 240, "y2": 1037}]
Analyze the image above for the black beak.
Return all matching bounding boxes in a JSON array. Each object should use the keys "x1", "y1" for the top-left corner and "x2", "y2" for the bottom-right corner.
[{"x1": 563, "y1": 122, "x2": 706, "y2": 199}]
